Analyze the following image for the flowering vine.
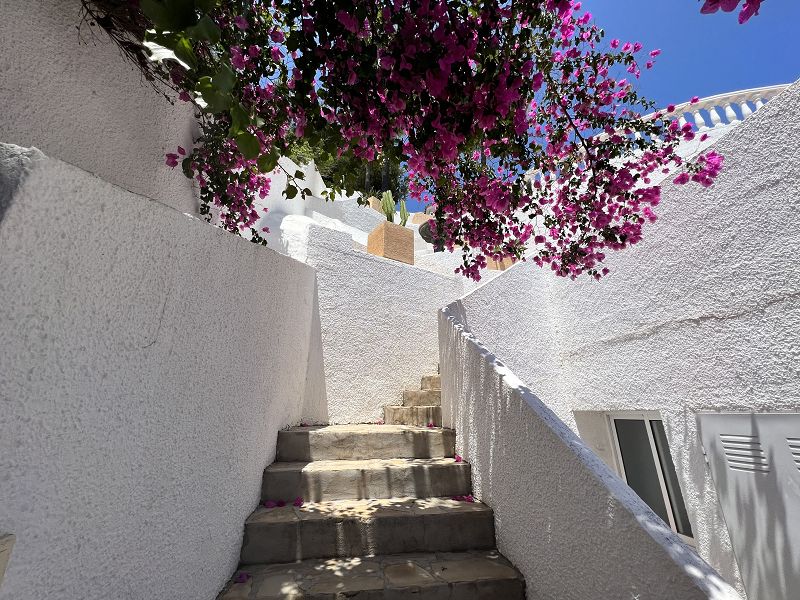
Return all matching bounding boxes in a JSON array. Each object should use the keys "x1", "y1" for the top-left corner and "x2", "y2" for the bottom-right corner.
[{"x1": 88, "y1": 0, "x2": 731, "y2": 280}]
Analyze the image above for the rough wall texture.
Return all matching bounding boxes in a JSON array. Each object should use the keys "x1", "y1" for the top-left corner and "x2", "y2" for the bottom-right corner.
[
  {"x1": 441, "y1": 79, "x2": 800, "y2": 597},
  {"x1": 439, "y1": 307, "x2": 741, "y2": 600},
  {"x1": 0, "y1": 145, "x2": 321, "y2": 600},
  {"x1": 0, "y1": 0, "x2": 197, "y2": 213},
  {"x1": 282, "y1": 217, "x2": 463, "y2": 423}
]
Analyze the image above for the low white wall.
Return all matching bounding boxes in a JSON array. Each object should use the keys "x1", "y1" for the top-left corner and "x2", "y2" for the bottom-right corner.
[
  {"x1": 439, "y1": 306, "x2": 741, "y2": 600},
  {"x1": 438, "y1": 79, "x2": 800, "y2": 597},
  {"x1": 0, "y1": 0, "x2": 197, "y2": 213},
  {"x1": 282, "y1": 217, "x2": 463, "y2": 423},
  {"x1": 0, "y1": 144, "x2": 324, "y2": 600}
]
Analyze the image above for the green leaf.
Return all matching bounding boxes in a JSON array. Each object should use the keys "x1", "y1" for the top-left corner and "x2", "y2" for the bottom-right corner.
[
  {"x1": 196, "y1": 0, "x2": 222, "y2": 11},
  {"x1": 186, "y1": 15, "x2": 220, "y2": 43},
  {"x1": 228, "y1": 103, "x2": 250, "y2": 136},
  {"x1": 196, "y1": 76, "x2": 231, "y2": 113},
  {"x1": 172, "y1": 35, "x2": 197, "y2": 69},
  {"x1": 181, "y1": 157, "x2": 193, "y2": 178},
  {"x1": 285, "y1": 185, "x2": 298, "y2": 199},
  {"x1": 257, "y1": 153, "x2": 279, "y2": 173},
  {"x1": 140, "y1": 0, "x2": 197, "y2": 30},
  {"x1": 236, "y1": 132, "x2": 260, "y2": 160},
  {"x1": 213, "y1": 63, "x2": 236, "y2": 93},
  {"x1": 294, "y1": 170, "x2": 305, "y2": 179}
]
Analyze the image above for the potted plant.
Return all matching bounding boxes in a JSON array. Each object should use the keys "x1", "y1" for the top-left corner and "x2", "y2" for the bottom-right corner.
[{"x1": 367, "y1": 191, "x2": 414, "y2": 265}]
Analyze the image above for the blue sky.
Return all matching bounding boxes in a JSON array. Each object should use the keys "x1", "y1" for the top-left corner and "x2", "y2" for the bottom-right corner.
[{"x1": 582, "y1": 0, "x2": 800, "y2": 106}]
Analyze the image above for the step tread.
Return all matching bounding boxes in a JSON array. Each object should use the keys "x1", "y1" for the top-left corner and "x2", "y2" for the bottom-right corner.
[
  {"x1": 266, "y1": 456, "x2": 466, "y2": 473},
  {"x1": 220, "y1": 550, "x2": 524, "y2": 599},
  {"x1": 247, "y1": 496, "x2": 489, "y2": 526},
  {"x1": 282, "y1": 424, "x2": 450, "y2": 433}
]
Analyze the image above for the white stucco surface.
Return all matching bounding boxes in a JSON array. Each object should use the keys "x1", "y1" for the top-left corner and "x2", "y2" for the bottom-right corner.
[
  {"x1": 282, "y1": 216, "x2": 463, "y2": 423},
  {"x1": 439, "y1": 79, "x2": 800, "y2": 596},
  {"x1": 0, "y1": 0, "x2": 198, "y2": 213},
  {"x1": 439, "y1": 306, "x2": 741, "y2": 600},
  {"x1": 0, "y1": 145, "x2": 323, "y2": 600}
]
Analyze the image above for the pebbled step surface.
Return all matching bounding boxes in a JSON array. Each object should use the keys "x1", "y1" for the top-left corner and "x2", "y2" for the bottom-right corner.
[
  {"x1": 384, "y1": 406, "x2": 442, "y2": 427},
  {"x1": 240, "y1": 497, "x2": 495, "y2": 565},
  {"x1": 402, "y1": 389, "x2": 441, "y2": 407},
  {"x1": 262, "y1": 457, "x2": 471, "y2": 502},
  {"x1": 219, "y1": 550, "x2": 525, "y2": 599},
  {"x1": 277, "y1": 425, "x2": 454, "y2": 462}
]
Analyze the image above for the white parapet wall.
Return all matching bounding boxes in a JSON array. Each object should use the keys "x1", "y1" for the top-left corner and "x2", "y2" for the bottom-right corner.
[
  {"x1": 439, "y1": 304, "x2": 742, "y2": 600},
  {"x1": 282, "y1": 216, "x2": 464, "y2": 423},
  {"x1": 0, "y1": 0, "x2": 198, "y2": 214},
  {"x1": 0, "y1": 144, "x2": 324, "y2": 600},
  {"x1": 437, "y1": 79, "x2": 800, "y2": 597}
]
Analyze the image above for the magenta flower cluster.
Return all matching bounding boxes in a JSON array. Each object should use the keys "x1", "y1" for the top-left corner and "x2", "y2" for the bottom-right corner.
[
  {"x1": 700, "y1": 0, "x2": 763, "y2": 24},
  {"x1": 160, "y1": 0, "x2": 725, "y2": 280}
]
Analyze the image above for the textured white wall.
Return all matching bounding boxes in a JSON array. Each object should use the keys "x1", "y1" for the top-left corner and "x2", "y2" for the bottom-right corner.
[
  {"x1": 0, "y1": 0, "x2": 197, "y2": 213},
  {"x1": 439, "y1": 80, "x2": 800, "y2": 597},
  {"x1": 282, "y1": 217, "x2": 463, "y2": 423},
  {"x1": 439, "y1": 307, "x2": 741, "y2": 600},
  {"x1": 0, "y1": 145, "x2": 323, "y2": 600}
]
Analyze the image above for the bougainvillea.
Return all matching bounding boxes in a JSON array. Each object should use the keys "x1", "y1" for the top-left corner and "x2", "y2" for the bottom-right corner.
[
  {"x1": 700, "y1": 0, "x2": 763, "y2": 24},
  {"x1": 88, "y1": 0, "x2": 731, "y2": 280}
]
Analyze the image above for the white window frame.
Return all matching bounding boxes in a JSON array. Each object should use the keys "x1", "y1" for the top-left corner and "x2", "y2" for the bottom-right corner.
[{"x1": 606, "y1": 411, "x2": 695, "y2": 546}]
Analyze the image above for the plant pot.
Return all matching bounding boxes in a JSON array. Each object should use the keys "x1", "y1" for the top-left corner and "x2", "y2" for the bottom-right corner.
[
  {"x1": 367, "y1": 221, "x2": 415, "y2": 265},
  {"x1": 487, "y1": 257, "x2": 516, "y2": 271}
]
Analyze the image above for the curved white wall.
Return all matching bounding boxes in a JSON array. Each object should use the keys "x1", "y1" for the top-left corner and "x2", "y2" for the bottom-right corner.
[
  {"x1": 0, "y1": 145, "x2": 323, "y2": 600},
  {"x1": 0, "y1": 0, "x2": 197, "y2": 213},
  {"x1": 441, "y1": 79, "x2": 800, "y2": 597}
]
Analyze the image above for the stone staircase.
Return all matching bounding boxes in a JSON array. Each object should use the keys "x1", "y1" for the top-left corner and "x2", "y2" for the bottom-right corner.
[{"x1": 218, "y1": 375, "x2": 525, "y2": 599}]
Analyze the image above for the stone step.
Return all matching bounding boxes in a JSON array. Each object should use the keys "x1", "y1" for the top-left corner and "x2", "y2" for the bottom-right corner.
[
  {"x1": 385, "y1": 405, "x2": 442, "y2": 427},
  {"x1": 421, "y1": 374, "x2": 441, "y2": 390},
  {"x1": 402, "y1": 388, "x2": 441, "y2": 407},
  {"x1": 276, "y1": 425, "x2": 454, "y2": 462},
  {"x1": 240, "y1": 497, "x2": 495, "y2": 565},
  {"x1": 220, "y1": 550, "x2": 525, "y2": 599},
  {"x1": 262, "y1": 457, "x2": 471, "y2": 502}
]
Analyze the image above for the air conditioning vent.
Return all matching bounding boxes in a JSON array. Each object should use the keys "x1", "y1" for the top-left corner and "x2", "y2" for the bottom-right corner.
[
  {"x1": 720, "y1": 434, "x2": 770, "y2": 473},
  {"x1": 788, "y1": 438, "x2": 800, "y2": 472}
]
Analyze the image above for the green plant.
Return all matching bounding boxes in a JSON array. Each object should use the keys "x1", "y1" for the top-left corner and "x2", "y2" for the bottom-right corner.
[
  {"x1": 399, "y1": 200, "x2": 410, "y2": 227},
  {"x1": 380, "y1": 190, "x2": 395, "y2": 223}
]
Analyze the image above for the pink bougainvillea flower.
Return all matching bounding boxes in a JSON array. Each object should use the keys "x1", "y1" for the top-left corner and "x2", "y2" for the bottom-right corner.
[
  {"x1": 454, "y1": 455, "x2": 463, "y2": 463},
  {"x1": 165, "y1": 153, "x2": 179, "y2": 168},
  {"x1": 738, "y1": 0, "x2": 762, "y2": 23},
  {"x1": 293, "y1": 497, "x2": 304, "y2": 507},
  {"x1": 276, "y1": 500, "x2": 286, "y2": 507},
  {"x1": 263, "y1": 499, "x2": 277, "y2": 509},
  {"x1": 233, "y1": 572, "x2": 251, "y2": 584},
  {"x1": 233, "y1": 16, "x2": 249, "y2": 30},
  {"x1": 427, "y1": 422, "x2": 435, "y2": 428}
]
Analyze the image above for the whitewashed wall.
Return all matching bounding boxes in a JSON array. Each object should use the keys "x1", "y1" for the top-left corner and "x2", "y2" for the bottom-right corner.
[
  {"x1": 439, "y1": 305, "x2": 741, "y2": 600},
  {"x1": 282, "y1": 217, "x2": 463, "y2": 423},
  {"x1": 0, "y1": 145, "x2": 323, "y2": 600},
  {"x1": 0, "y1": 0, "x2": 197, "y2": 213},
  {"x1": 440, "y1": 79, "x2": 800, "y2": 597}
]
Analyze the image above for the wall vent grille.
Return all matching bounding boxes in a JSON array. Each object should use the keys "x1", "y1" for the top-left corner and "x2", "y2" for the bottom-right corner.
[
  {"x1": 720, "y1": 434, "x2": 770, "y2": 473},
  {"x1": 788, "y1": 438, "x2": 800, "y2": 472}
]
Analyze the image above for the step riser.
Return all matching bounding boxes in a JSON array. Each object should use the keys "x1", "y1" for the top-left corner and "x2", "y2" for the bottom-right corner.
[
  {"x1": 262, "y1": 463, "x2": 472, "y2": 502},
  {"x1": 421, "y1": 375, "x2": 441, "y2": 390},
  {"x1": 402, "y1": 389, "x2": 441, "y2": 406},
  {"x1": 241, "y1": 510, "x2": 495, "y2": 565},
  {"x1": 385, "y1": 406, "x2": 442, "y2": 427},
  {"x1": 277, "y1": 428, "x2": 454, "y2": 461}
]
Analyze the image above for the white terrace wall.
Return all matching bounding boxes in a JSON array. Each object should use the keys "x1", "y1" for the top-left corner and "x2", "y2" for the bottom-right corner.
[
  {"x1": 0, "y1": 145, "x2": 324, "y2": 600},
  {"x1": 0, "y1": 0, "x2": 197, "y2": 213},
  {"x1": 440, "y1": 79, "x2": 800, "y2": 597},
  {"x1": 439, "y1": 306, "x2": 741, "y2": 600},
  {"x1": 282, "y1": 217, "x2": 463, "y2": 424}
]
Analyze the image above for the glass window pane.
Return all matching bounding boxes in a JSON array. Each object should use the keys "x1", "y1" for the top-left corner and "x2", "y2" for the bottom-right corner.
[
  {"x1": 650, "y1": 420, "x2": 694, "y2": 537},
  {"x1": 614, "y1": 419, "x2": 671, "y2": 525}
]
